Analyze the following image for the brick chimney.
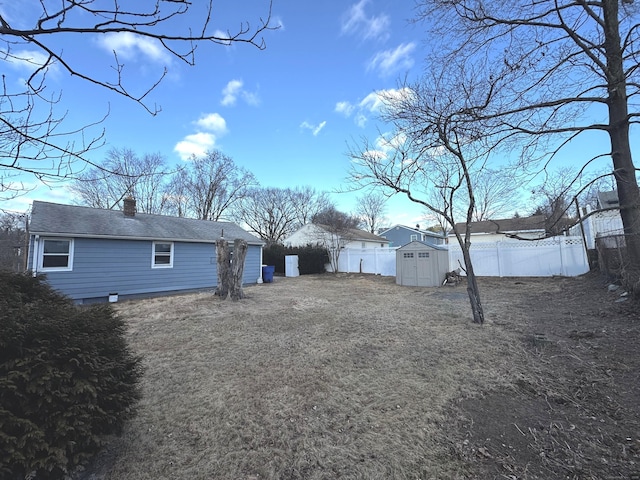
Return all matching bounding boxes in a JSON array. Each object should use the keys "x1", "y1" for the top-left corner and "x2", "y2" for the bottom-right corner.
[{"x1": 123, "y1": 197, "x2": 136, "y2": 217}]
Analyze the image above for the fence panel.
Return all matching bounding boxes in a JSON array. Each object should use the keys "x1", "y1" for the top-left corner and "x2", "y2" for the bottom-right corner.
[
  {"x1": 337, "y1": 248, "x2": 397, "y2": 276},
  {"x1": 336, "y1": 237, "x2": 589, "y2": 278},
  {"x1": 448, "y1": 236, "x2": 589, "y2": 277}
]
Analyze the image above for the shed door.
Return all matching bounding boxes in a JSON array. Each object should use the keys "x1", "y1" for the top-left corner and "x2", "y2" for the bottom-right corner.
[
  {"x1": 401, "y1": 251, "x2": 417, "y2": 285},
  {"x1": 416, "y1": 251, "x2": 433, "y2": 286}
]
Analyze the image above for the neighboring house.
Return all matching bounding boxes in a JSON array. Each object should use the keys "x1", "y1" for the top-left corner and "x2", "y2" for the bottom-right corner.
[
  {"x1": 283, "y1": 224, "x2": 390, "y2": 249},
  {"x1": 448, "y1": 215, "x2": 547, "y2": 243},
  {"x1": 28, "y1": 199, "x2": 265, "y2": 304},
  {"x1": 379, "y1": 224, "x2": 445, "y2": 247},
  {"x1": 593, "y1": 190, "x2": 624, "y2": 236}
]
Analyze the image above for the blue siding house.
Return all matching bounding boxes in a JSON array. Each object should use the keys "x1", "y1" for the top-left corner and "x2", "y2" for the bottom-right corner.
[
  {"x1": 28, "y1": 200, "x2": 265, "y2": 303},
  {"x1": 379, "y1": 225, "x2": 445, "y2": 248}
]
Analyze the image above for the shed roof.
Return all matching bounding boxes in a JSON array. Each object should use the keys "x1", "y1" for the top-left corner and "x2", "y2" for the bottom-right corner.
[
  {"x1": 30, "y1": 201, "x2": 264, "y2": 245},
  {"x1": 397, "y1": 240, "x2": 448, "y2": 251}
]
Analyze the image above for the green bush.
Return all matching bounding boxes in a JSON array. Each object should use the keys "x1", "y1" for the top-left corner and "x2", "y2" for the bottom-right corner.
[
  {"x1": 0, "y1": 272, "x2": 143, "y2": 479},
  {"x1": 262, "y1": 244, "x2": 328, "y2": 275}
]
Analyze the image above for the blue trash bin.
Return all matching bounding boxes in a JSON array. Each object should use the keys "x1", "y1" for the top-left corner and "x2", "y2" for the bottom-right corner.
[{"x1": 262, "y1": 265, "x2": 275, "y2": 283}]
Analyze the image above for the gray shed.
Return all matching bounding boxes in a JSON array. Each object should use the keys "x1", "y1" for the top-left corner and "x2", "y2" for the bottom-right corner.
[{"x1": 396, "y1": 241, "x2": 449, "y2": 287}]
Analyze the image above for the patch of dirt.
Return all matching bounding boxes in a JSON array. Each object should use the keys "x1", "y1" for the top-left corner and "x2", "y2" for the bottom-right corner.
[{"x1": 447, "y1": 273, "x2": 640, "y2": 479}]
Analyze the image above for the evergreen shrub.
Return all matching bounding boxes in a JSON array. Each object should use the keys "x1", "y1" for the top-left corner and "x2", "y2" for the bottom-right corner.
[{"x1": 0, "y1": 272, "x2": 143, "y2": 479}]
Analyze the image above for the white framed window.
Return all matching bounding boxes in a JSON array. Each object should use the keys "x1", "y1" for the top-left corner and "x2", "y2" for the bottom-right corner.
[
  {"x1": 40, "y1": 238, "x2": 74, "y2": 272},
  {"x1": 410, "y1": 234, "x2": 418, "y2": 241},
  {"x1": 152, "y1": 241, "x2": 173, "y2": 268}
]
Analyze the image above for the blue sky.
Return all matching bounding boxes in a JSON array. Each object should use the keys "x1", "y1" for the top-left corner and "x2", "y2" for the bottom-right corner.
[
  {"x1": 3, "y1": 0, "x2": 428, "y2": 225},
  {"x1": 2, "y1": 1, "x2": 632, "y2": 226}
]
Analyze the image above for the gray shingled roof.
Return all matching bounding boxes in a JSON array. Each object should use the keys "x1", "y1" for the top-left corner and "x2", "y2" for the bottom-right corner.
[
  {"x1": 452, "y1": 215, "x2": 547, "y2": 235},
  {"x1": 597, "y1": 190, "x2": 619, "y2": 208},
  {"x1": 29, "y1": 201, "x2": 264, "y2": 245},
  {"x1": 316, "y1": 224, "x2": 389, "y2": 243}
]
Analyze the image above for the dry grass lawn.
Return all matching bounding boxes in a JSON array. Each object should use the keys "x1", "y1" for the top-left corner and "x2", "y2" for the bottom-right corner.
[{"x1": 76, "y1": 273, "x2": 640, "y2": 479}]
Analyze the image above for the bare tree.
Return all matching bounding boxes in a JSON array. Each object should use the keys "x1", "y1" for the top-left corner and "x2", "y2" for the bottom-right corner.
[
  {"x1": 237, "y1": 186, "x2": 330, "y2": 244},
  {"x1": 471, "y1": 169, "x2": 522, "y2": 222},
  {"x1": 348, "y1": 71, "x2": 499, "y2": 324},
  {"x1": 311, "y1": 206, "x2": 361, "y2": 273},
  {"x1": 168, "y1": 151, "x2": 256, "y2": 221},
  {"x1": 290, "y1": 186, "x2": 332, "y2": 225},
  {"x1": 215, "y1": 238, "x2": 248, "y2": 301},
  {"x1": 416, "y1": 0, "x2": 640, "y2": 286},
  {"x1": 1, "y1": 1, "x2": 275, "y2": 198},
  {"x1": 355, "y1": 191, "x2": 388, "y2": 233},
  {"x1": 0, "y1": 210, "x2": 27, "y2": 272},
  {"x1": 71, "y1": 148, "x2": 170, "y2": 213}
]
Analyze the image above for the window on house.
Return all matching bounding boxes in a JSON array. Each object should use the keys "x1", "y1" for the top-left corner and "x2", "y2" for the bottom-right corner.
[
  {"x1": 362, "y1": 242, "x2": 366, "y2": 248},
  {"x1": 152, "y1": 242, "x2": 173, "y2": 268},
  {"x1": 418, "y1": 252, "x2": 430, "y2": 258},
  {"x1": 403, "y1": 252, "x2": 414, "y2": 258},
  {"x1": 410, "y1": 234, "x2": 418, "y2": 241},
  {"x1": 40, "y1": 238, "x2": 74, "y2": 271}
]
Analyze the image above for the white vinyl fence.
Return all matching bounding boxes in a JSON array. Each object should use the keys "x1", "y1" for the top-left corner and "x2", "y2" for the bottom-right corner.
[
  {"x1": 334, "y1": 236, "x2": 590, "y2": 278},
  {"x1": 335, "y1": 247, "x2": 398, "y2": 276},
  {"x1": 448, "y1": 236, "x2": 589, "y2": 277}
]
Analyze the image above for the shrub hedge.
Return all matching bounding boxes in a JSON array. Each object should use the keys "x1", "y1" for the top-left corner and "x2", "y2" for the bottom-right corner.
[
  {"x1": 263, "y1": 244, "x2": 328, "y2": 275},
  {"x1": 0, "y1": 272, "x2": 143, "y2": 479}
]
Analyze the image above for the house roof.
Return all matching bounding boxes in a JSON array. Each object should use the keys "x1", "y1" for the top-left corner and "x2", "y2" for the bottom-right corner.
[
  {"x1": 317, "y1": 225, "x2": 389, "y2": 243},
  {"x1": 29, "y1": 201, "x2": 264, "y2": 245},
  {"x1": 450, "y1": 215, "x2": 547, "y2": 235},
  {"x1": 597, "y1": 190, "x2": 619, "y2": 208},
  {"x1": 379, "y1": 224, "x2": 445, "y2": 238}
]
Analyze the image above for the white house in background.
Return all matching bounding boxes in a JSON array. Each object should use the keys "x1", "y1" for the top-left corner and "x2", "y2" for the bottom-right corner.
[
  {"x1": 592, "y1": 190, "x2": 624, "y2": 236},
  {"x1": 569, "y1": 190, "x2": 624, "y2": 249},
  {"x1": 283, "y1": 224, "x2": 390, "y2": 249},
  {"x1": 448, "y1": 215, "x2": 547, "y2": 243}
]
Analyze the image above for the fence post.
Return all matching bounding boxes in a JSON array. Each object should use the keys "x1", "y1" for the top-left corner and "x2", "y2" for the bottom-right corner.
[
  {"x1": 559, "y1": 237, "x2": 566, "y2": 276},
  {"x1": 496, "y1": 242, "x2": 503, "y2": 277}
]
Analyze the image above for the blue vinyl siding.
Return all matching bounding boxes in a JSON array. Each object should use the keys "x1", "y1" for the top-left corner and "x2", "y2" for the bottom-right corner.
[
  {"x1": 381, "y1": 227, "x2": 443, "y2": 248},
  {"x1": 30, "y1": 237, "x2": 262, "y2": 302}
]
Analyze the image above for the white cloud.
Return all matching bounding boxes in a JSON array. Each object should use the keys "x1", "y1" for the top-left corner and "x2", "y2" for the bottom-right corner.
[
  {"x1": 195, "y1": 113, "x2": 228, "y2": 134},
  {"x1": 98, "y1": 32, "x2": 171, "y2": 64},
  {"x1": 222, "y1": 80, "x2": 243, "y2": 106},
  {"x1": 213, "y1": 29, "x2": 233, "y2": 45},
  {"x1": 174, "y1": 133, "x2": 216, "y2": 160},
  {"x1": 300, "y1": 120, "x2": 327, "y2": 136},
  {"x1": 335, "y1": 101, "x2": 355, "y2": 117},
  {"x1": 5, "y1": 49, "x2": 57, "y2": 74},
  {"x1": 341, "y1": 88, "x2": 413, "y2": 129},
  {"x1": 221, "y1": 79, "x2": 260, "y2": 107},
  {"x1": 174, "y1": 113, "x2": 229, "y2": 160},
  {"x1": 341, "y1": 0, "x2": 390, "y2": 42},
  {"x1": 367, "y1": 43, "x2": 416, "y2": 77}
]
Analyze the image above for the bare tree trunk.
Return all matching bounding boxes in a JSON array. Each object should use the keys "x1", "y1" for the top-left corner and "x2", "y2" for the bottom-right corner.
[
  {"x1": 461, "y1": 246, "x2": 484, "y2": 325},
  {"x1": 603, "y1": 0, "x2": 640, "y2": 287},
  {"x1": 215, "y1": 238, "x2": 230, "y2": 299},
  {"x1": 230, "y1": 239, "x2": 248, "y2": 301}
]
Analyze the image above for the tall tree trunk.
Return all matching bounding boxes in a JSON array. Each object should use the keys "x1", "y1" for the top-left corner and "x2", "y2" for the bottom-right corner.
[
  {"x1": 216, "y1": 238, "x2": 230, "y2": 299},
  {"x1": 230, "y1": 239, "x2": 248, "y2": 301},
  {"x1": 603, "y1": 0, "x2": 640, "y2": 286},
  {"x1": 461, "y1": 247, "x2": 484, "y2": 324}
]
